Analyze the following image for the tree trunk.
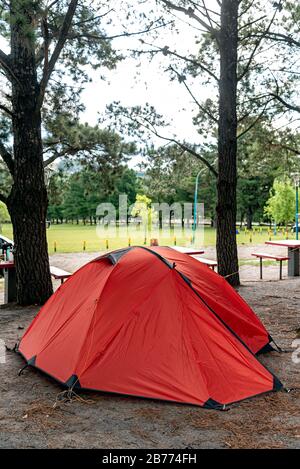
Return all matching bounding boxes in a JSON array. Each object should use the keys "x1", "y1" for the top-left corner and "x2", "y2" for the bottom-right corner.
[
  {"x1": 7, "y1": 3, "x2": 53, "y2": 305},
  {"x1": 159, "y1": 211, "x2": 163, "y2": 230},
  {"x1": 246, "y1": 208, "x2": 253, "y2": 230},
  {"x1": 216, "y1": 0, "x2": 240, "y2": 286},
  {"x1": 240, "y1": 212, "x2": 244, "y2": 229}
]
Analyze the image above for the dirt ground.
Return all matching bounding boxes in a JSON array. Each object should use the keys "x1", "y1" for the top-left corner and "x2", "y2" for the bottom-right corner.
[{"x1": 0, "y1": 244, "x2": 299, "y2": 449}]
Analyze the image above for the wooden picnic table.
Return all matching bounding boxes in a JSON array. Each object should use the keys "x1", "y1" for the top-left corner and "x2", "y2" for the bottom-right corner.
[
  {"x1": 0, "y1": 261, "x2": 16, "y2": 303},
  {"x1": 265, "y1": 240, "x2": 300, "y2": 277},
  {"x1": 172, "y1": 246, "x2": 205, "y2": 255},
  {"x1": 192, "y1": 256, "x2": 218, "y2": 271},
  {"x1": 0, "y1": 262, "x2": 72, "y2": 304}
]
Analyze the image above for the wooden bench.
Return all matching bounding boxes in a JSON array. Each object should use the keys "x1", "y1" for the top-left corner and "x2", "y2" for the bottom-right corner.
[
  {"x1": 251, "y1": 253, "x2": 289, "y2": 280},
  {"x1": 0, "y1": 261, "x2": 16, "y2": 303},
  {"x1": 50, "y1": 266, "x2": 72, "y2": 284},
  {"x1": 192, "y1": 256, "x2": 218, "y2": 271}
]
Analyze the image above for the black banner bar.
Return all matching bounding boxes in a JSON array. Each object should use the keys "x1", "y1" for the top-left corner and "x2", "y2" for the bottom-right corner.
[{"x1": 0, "y1": 449, "x2": 295, "y2": 466}]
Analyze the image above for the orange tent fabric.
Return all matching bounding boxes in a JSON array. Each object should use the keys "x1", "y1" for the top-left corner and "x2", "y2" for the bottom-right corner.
[
  {"x1": 19, "y1": 246, "x2": 282, "y2": 408},
  {"x1": 150, "y1": 247, "x2": 272, "y2": 354}
]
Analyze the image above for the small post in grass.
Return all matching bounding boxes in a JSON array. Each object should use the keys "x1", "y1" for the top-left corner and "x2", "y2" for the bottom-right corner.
[
  {"x1": 106, "y1": 239, "x2": 109, "y2": 250},
  {"x1": 83, "y1": 241, "x2": 86, "y2": 251},
  {"x1": 54, "y1": 241, "x2": 57, "y2": 252},
  {"x1": 292, "y1": 173, "x2": 299, "y2": 240}
]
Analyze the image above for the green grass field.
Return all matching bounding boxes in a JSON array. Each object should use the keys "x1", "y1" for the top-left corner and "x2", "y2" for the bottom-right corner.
[{"x1": 1, "y1": 223, "x2": 294, "y2": 254}]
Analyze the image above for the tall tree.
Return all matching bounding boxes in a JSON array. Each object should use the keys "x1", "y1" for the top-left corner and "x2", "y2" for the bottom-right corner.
[
  {"x1": 108, "y1": 0, "x2": 291, "y2": 285},
  {"x1": 257, "y1": 1, "x2": 300, "y2": 115},
  {"x1": 237, "y1": 121, "x2": 300, "y2": 227},
  {"x1": 264, "y1": 178, "x2": 295, "y2": 228},
  {"x1": 0, "y1": 1, "x2": 157, "y2": 304},
  {"x1": 216, "y1": 0, "x2": 239, "y2": 284}
]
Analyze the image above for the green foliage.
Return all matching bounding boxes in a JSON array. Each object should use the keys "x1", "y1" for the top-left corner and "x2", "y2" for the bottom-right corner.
[
  {"x1": 141, "y1": 143, "x2": 216, "y2": 220},
  {"x1": 131, "y1": 194, "x2": 158, "y2": 230},
  {"x1": 0, "y1": 200, "x2": 10, "y2": 221},
  {"x1": 109, "y1": 168, "x2": 139, "y2": 208},
  {"x1": 0, "y1": 158, "x2": 12, "y2": 200},
  {"x1": 236, "y1": 121, "x2": 300, "y2": 224},
  {"x1": 47, "y1": 164, "x2": 140, "y2": 222},
  {"x1": 43, "y1": 117, "x2": 136, "y2": 172},
  {"x1": 264, "y1": 178, "x2": 295, "y2": 226},
  {"x1": 47, "y1": 169, "x2": 67, "y2": 221},
  {"x1": 0, "y1": 0, "x2": 148, "y2": 189}
]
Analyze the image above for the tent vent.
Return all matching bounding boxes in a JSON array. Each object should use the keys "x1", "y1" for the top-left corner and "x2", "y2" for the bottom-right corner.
[
  {"x1": 203, "y1": 398, "x2": 225, "y2": 410},
  {"x1": 65, "y1": 375, "x2": 81, "y2": 389},
  {"x1": 107, "y1": 248, "x2": 132, "y2": 265},
  {"x1": 273, "y1": 376, "x2": 283, "y2": 392},
  {"x1": 28, "y1": 356, "x2": 36, "y2": 366},
  {"x1": 256, "y1": 343, "x2": 274, "y2": 355}
]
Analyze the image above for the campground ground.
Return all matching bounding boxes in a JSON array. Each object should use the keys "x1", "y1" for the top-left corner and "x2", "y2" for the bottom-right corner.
[{"x1": 0, "y1": 243, "x2": 299, "y2": 449}]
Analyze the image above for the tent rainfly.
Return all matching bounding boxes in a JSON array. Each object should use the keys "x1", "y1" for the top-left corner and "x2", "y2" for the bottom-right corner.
[{"x1": 19, "y1": 246, "x2": 282, "y2": 409}]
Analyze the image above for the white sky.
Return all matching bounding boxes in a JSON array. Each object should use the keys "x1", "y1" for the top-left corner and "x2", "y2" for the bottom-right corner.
[
  {"x1": 0, "y1": 1, "x2": 297, "y2": 169},
  {"x1": 0, "y1": 3, "x2": 208, "y2": 168},
  {"x1": 79, "y1": 1, "x2": 219, "y2": 167},
  {"x1": 80, "y1": 17, "x2": 208, "y2": 157}
]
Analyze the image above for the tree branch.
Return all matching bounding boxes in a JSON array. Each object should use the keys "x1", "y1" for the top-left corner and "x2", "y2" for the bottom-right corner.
[
  {"x1": 0, "y1": 49, "x2": 18, "y2": 85},
  {"x1": 269, "y1": 93, "x2": 300, "y2": 114},
  {"x1": 41, "y1": 16, "x2": 50, "y2": 88},
  {"x1": 238, "y1": 0, "x2": 256, "y2": 18},
  {"x1": 132, "y1": 114, "x2": 218, "y2": 176},
  {"x1": 52, "y1": 19, "x2": 171, "y2": 43},
  {"x1": 269, "y1": 143, "x2": 299, "y2": 155},
  {"x1": 73, "y1": 9, "x2": 114, "y2": 27},
  {"x1": 47, "y1": 0, "x2": 60, "y2": 11},
  {"x1": 0, "y1": 141, "x2": 14, "y2": 175},
  {"x1": 0, "y1": 49, "x2": 9, "y2": 68},
  {"x1": 161, "y1": 0, "x2": 218, "y2": 36},
  {"x1": 43, "y1": 142, "x2": 89, "y2": 167},
  {"x1": 37, "y1": 0, "x2": 79, "y2": 110},
  {"x1": 0, "y1": 48, "x2": 24, "y2": 88},
  {"x1": 0, "y1": 192, "x2": 8, "y2": 205},
  {"x1": 250, "y1": 32, "x2": 300, "y2": 48},
  {"x1": 44, "y1": 154, "x2": 61, "y2": 167},
  {"x1": 237, "y1": 98, "x2": 275, "y2": 139},
  {"x1": 238, "y1": 15, "x2": 267, "y2": 31},
  {"x1": 169, "y1": 66, "x2": 218, "y2": 123},
  {"x1": 140, "y1": 40, "x2": 219, "y2": 83},
  {"x1": 190, "y1": 1, "x2": 220, "y2": 18},
  {"x1": 0, "y1": 103, "x2": 13, "y2": 117},
  {"x1": 200, "y1": 0, "x2": 220, "y2": 31},
  {"x1": 175, "y1": 141, "x2": 218, "y2": 177},
  {"x1": 238, "y1": 1, "x2": 282, "y2": 81}
]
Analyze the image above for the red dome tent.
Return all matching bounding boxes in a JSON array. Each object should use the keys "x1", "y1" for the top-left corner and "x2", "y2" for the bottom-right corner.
[{"x1": 19, "y1": 246, "x2": 282, "y2": 409}]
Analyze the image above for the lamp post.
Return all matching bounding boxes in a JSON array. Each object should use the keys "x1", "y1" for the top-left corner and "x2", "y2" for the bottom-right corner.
[
  {"x1": 293, "y1": 173, "x2": 300, "y2": 241},
  {"x1": 192, "y1": 170, "x2": 202, "y2": 245}
]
